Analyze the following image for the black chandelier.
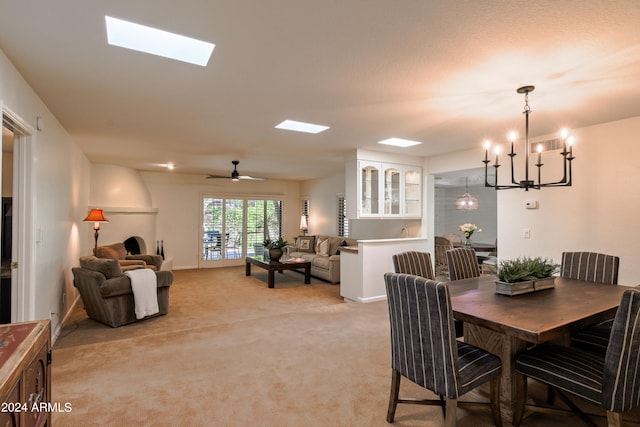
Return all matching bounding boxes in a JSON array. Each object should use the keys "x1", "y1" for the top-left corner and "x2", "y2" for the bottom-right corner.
[{"x1": 483, "y1": 85, "x2": 575, "y2": 191}]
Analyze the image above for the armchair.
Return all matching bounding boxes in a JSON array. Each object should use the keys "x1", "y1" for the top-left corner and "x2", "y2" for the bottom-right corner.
[
  {"x1": 72, "y1": 256, "x2": 172, "y2": 327},
  {"x1": 94, "y1": 242, "x2": 163, "y2": 271}
]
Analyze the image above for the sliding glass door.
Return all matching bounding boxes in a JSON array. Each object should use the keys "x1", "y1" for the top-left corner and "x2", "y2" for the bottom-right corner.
[{"x1": 200, "y1": 195, "x2": 282, "y2": 268}]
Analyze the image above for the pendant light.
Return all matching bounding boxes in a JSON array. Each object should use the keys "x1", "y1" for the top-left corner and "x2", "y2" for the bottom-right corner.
[{"x1": 455, "y1": 177, "x2": 479, "y2": 210}]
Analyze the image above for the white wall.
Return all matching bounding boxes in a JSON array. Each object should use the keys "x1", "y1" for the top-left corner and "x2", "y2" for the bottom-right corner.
[
  {"x1": 299, "y1": 172, "x2": 345, "y2": 236},
  {"x1": 497, "y1": 116, "x2": 640, "y2": 285},
  {"x1": 140, "y1": 171, "x2": 300, "y2": 269},
  {"x1": 0, "y1": 49, "x2": 92, "y2": 339},
  {"x1": 427, "y1": 116, "x2": 640, "y2": 286},
  {"x1": 89, "y1": 164, "x2": 157, "y2": 252},
  {"x1": 434, "y1": 184, "x2": 497, "y2": 244}
]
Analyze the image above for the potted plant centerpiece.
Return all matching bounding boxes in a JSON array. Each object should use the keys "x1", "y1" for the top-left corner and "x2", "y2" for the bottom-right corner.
[
  {"x1": 495, "y1": 256, "x2": 558, "y2": 296},
  {"x1": 263, "y1": 237, "x2": 288, "y2": 261}
]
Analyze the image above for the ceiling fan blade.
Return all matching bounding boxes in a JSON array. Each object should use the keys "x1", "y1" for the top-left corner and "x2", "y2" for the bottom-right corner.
[
  {"x1": 205, "y1": 174, "x2": 230, "y2": 179},
  {"x1": 238, "y1": 175, "x2": 267, "y2": 181}
]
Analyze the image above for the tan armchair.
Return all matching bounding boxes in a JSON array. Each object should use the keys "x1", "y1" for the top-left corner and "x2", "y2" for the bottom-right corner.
[{"x1": 94, "y1": 242, "x2": 163, "y2": 271}]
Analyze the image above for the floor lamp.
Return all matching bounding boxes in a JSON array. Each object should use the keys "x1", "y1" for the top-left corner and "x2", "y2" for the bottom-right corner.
[{"x1": 84, "y1": 209, "x2": 109, "y2": 251}]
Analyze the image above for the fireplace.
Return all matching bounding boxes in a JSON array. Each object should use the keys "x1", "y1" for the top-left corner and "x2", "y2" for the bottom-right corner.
[{"x1": 124, "y1": 236, "x2": 147, "y2": 255}]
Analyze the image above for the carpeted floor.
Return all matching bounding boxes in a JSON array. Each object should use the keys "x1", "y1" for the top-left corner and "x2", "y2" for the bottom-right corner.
[{"x1": 52, "y1": 267, "x2": 614, "y2": 426}]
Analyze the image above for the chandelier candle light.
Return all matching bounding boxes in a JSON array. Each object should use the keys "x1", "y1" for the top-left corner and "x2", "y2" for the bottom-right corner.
[{"x1": 483, "y1": 86, "x2": 576, "y2": 191}]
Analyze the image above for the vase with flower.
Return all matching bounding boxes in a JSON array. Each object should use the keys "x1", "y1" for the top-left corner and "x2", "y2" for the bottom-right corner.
[{"x1": 458, "y1": 223, "x2": 482, "y2": 247}]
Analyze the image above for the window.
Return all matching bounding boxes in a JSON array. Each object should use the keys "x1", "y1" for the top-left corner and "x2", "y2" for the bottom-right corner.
[
  {"x1": 201, "y1": 195, "x2": 283, "y2": 267},
  {"x1": 337, "y1": 195, "x2": 348, "y2": 237}
]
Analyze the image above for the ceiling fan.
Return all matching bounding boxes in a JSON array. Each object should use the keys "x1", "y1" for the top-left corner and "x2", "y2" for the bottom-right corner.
[{"x1": 206, "y1": 160, "x2": 266, "y2": 181}]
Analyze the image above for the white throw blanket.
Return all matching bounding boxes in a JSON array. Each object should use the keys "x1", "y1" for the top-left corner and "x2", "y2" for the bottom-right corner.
[{"x1": 124, "y1": 269, "x2": 159, "y2": 319}]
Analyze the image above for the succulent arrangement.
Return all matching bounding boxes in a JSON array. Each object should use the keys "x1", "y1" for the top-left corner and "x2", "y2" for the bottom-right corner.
[{"x1": 497, "y1": 257, "x2": 558, "y2": 283}]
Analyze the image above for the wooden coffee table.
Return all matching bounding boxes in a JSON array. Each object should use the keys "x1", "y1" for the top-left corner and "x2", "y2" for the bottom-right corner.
[{"x1": 245, "y1": 256, "x2": 311, "y2": 288}]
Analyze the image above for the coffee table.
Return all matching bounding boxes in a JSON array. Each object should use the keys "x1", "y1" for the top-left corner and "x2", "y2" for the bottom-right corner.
[{"x1": 245, "y1": 256, "x2": 311, "y2": 288}]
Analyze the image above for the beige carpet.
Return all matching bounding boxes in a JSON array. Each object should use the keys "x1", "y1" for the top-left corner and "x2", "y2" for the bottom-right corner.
[{"x1": 52, "y1": 267, "x2": 612, "y2": 427}]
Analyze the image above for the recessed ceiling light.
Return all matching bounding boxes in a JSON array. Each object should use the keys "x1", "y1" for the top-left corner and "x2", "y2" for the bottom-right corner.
[
  {"x1": 105, "y1": 16, "x2": 215, "y2": 66},
  {"x1": 378, "y1": 138, "x2": 422, "y2": 148},
  {"x1": 275, "y1": 120, "x2": 329, "y2": 134}
]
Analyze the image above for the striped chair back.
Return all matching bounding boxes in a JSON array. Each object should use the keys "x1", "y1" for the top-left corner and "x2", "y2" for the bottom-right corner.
[
  {"x1": 384, "y1": 273, "x2": 459, "y2": 398},
  {"x1": 561, "y1": 252, "x2": 619, "y2": 284},
  {"x1": 446, "y1": 248, "x2": 480, "y2": 281},
  {"x1": 392, "y1": 251, "x2": 435, "y2": 280},
  {"x1": 602, "y1": 289, "x2": 640, "y2": 412}
]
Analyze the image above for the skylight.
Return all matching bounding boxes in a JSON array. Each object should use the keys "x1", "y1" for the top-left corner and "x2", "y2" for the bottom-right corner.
[
  {"x1": 105, "y1": 16, "x2": 215, "y2": 66},
  {"x1": 378, "y1": 138, "x2": 422, "y2": 148},
  {"x1": 275, "y1": 120, "x2": 330, "y2": 134}
]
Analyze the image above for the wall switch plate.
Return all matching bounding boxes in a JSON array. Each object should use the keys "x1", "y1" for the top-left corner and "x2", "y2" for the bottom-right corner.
[{"x1": 523, "y1": 229, "x2": 531, "y2": 239}]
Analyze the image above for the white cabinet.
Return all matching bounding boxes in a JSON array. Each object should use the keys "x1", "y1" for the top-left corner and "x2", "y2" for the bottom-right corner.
[{"x1": 357, "y1": 161, "x2": 421, "y2": 218}]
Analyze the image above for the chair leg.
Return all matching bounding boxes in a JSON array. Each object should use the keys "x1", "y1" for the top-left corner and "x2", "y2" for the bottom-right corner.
[
  {"x1": 490, "y1": 376, "x2": 503, "y2": 427},
  {"x1": 444, "y1": 398, "x2": 457, "y2": 427},
  {"x1": 512, "y1": 373, "x2": 527, "y2": 426},
  {"x1": 606, "y1": 411, "x2": 622, "y2": 427},
  {"x1": 386, "y1": 368, "x2": 401, "y2": 423}
]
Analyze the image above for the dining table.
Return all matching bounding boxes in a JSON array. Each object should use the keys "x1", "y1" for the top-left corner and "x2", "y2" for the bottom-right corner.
[{"x1": 448, "y1": 275, "x2": 629, "y2": 417}]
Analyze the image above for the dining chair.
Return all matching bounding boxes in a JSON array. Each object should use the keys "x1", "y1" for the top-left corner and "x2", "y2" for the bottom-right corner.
[
  {"x1": 384, "y1": 272, "x2": 503, "y2": 427},
  {"x1": 560, "y1": 251, "x2": 620, "y2": 284},
  {"x1": 443, "y1": 233, "x2": 463, "y2": 246},
  {"x1": 446, "y1": 247, "x2": 480, "y2": 281},
  {"x1": 512, "y1": 288, "x2": 640, "y2": 427},
  {"x1": 392, "y1": 251, "x2": 435, "y2": 280},
  {"x1": 393, "y1": 250, "x2": 464, "y2": 338},
  {"x1": 434, "y1": 236, "x2": 454, "y2": 279},
  {"x1": 562, "y1": 251, "x2": 620, "y2": 355}
]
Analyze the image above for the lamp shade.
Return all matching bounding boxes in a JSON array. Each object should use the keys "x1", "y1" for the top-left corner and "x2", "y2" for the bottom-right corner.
[
  {"x1": 84, "y1": 208, "x2": 109, "y2": 222},
  {"x1": 300, "y1": 215, "x2": 308, "y2": 230},
  {"x1": 455, "y1": 193, "x2": 479, "y2": 210}
]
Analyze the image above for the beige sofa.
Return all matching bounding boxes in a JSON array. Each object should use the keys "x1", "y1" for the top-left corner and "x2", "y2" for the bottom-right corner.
[{"x1": 289, "y1": 235, "x2": 357, "y2": 284}]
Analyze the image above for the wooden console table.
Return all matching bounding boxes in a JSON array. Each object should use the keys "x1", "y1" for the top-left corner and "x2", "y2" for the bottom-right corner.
[{"x1": 0, "y1": 320, "x2": 51, "y2": 427}]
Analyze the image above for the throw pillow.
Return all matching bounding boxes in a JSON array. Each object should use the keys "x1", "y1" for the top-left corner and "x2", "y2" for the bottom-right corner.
[
  {"x1": 315, "y1": 238, "x2": 329, "y2": 256},
  {"x1": 296, "y1": 236, "x2": 315, "y2": 253},
  {"x1": 79, "y1": 256, "x2": 124, "y2": 278}
]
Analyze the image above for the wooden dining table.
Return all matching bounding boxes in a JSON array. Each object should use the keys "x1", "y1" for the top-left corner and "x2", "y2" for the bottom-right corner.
[{"x1": 448, "y1": 275, "x2": 629, "y2": 416}]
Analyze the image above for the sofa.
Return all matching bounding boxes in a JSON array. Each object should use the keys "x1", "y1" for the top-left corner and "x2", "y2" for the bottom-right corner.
[
  {"x1": 94, "y1": 242, "x2": 163, "y2": 271},
  {"x1": 72, "y1": 256, "x2": 173, "y2": 327},
  {"x1": 288, "y1": 235, "x2": 357, "y2": 284}
]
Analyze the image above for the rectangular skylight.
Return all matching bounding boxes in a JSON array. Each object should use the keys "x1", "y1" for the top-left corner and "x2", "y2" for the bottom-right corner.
[
  {"x1": 105, "y1": 16, "x2": 215, "y2": 66},
  {"x1": 378, "y1": 137, "x2": 422, "y2": 147},
  {"x1": 275, "y1": 120, "x2": 330, "y2": 134}
]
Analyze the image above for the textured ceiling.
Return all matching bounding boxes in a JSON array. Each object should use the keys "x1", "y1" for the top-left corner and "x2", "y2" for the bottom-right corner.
[{"x1": 0, "y1": 1, "x2": 639, "y2": 181}]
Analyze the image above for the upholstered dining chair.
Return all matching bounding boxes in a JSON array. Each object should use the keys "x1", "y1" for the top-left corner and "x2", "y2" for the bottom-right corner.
[
  {"x1": 446, "y1": 247, "x2": 480, "y2": 281},
  {"x1": 384, "y1": 273, "x2": 503, "y2": 427},
  {"x1": 393, "y1": 250, "x2": 464, "y2": 338},
  {"x1": 513, "y1": 288, "x2": 640, "y2": 427},
  {"x1": 562, "y1": 251, "x2": 620, "y2": 355},
  {"x1": 561, "y1": 251, "x2": 620, "y2": 284},
  {"x1": 392, "y1": 251, "x2": 435, "y2": 280}
]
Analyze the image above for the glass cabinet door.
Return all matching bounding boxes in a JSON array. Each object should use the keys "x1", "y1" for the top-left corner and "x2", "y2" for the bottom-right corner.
[
  {"x1": 384, "y1": 166, "x2": 400, "y2": 215},
  {"x1": 360, "y1": 164, "x2": 379, "y2": 215},
  {"x1": 404, "y1": 168, "x2": 421, "y2": 216}
]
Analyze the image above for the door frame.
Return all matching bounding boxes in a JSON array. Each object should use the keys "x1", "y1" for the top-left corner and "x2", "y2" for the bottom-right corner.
[{"x1": 2, "y1": 106, "x2": 36, "y2": 322}]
